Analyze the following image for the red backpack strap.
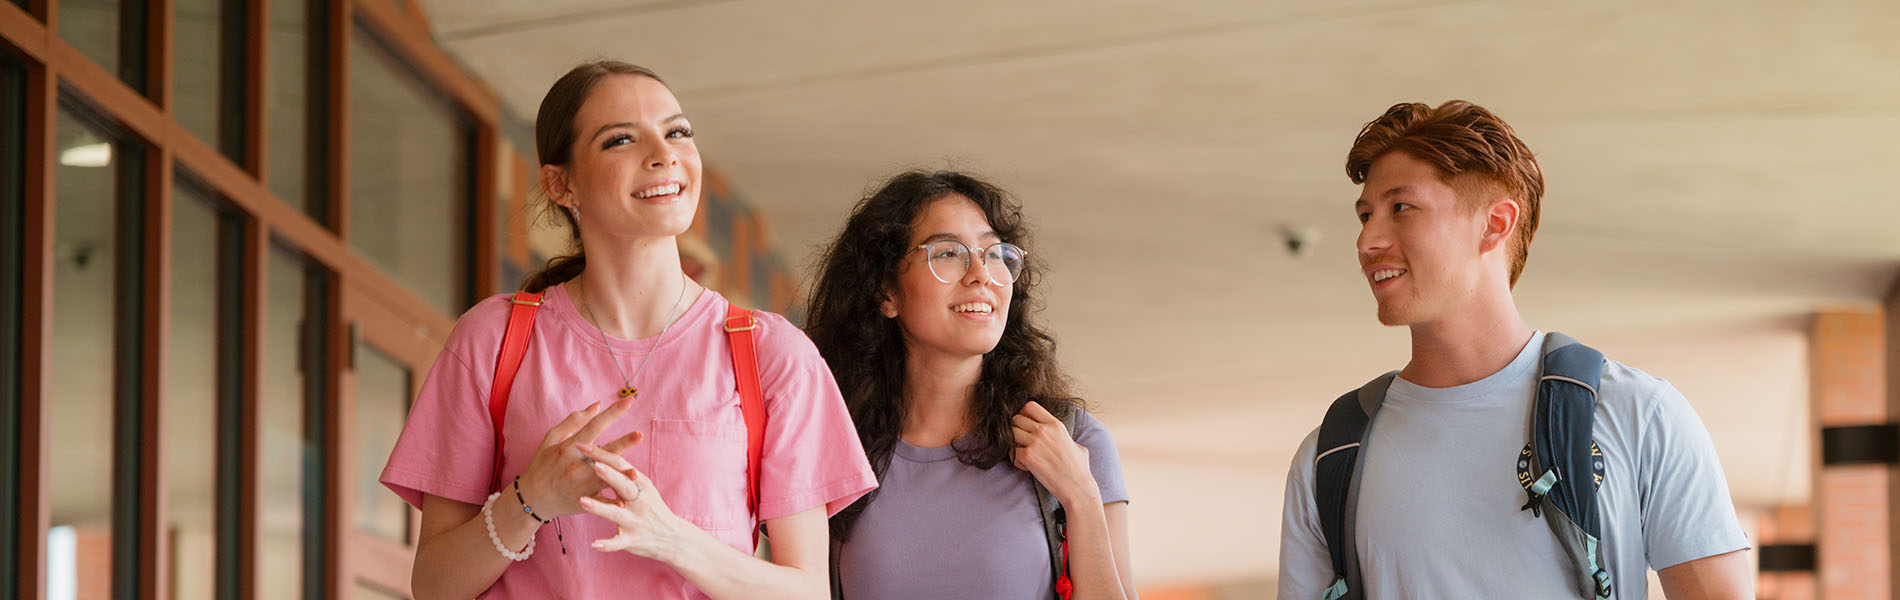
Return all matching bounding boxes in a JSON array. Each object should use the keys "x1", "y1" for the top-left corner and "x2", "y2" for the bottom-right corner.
[
  {"x1": 723, "y1": 305, "x2": 766, "y2": 540},
  {"x1": 488, "y1": 291, "x2": 543, "y2": 492}
]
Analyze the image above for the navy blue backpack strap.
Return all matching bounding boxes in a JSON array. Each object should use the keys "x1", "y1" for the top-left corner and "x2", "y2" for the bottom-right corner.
[
  {"x1": 1313, "y1": 371, "x2": 1397, "y2": 600},
  {"x1": 1522, "y1": 332, "x2": 1613, "y2": 599}
]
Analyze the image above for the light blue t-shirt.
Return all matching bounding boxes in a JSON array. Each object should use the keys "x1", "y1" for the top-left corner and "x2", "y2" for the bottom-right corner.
[
  {"x1": 838, "y1": 409, "x2": 1129, "y2": 599},
  {"x1": 1278, "y1": 332, "x2": 1750, "y2": 599}
]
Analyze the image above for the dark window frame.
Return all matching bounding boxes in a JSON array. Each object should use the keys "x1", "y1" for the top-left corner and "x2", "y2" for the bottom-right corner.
[{"x1": 0, "y1": 47, "x2": 27, "y2": 600}]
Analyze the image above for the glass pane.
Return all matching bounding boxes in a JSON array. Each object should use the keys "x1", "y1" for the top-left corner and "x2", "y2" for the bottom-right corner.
[
  {"x1": 174, "y1": 0, "x2": 240, "y2": 158},
  {"x1": 262, "y1": 246, "x2": 320, "y2": 599},
  {"x1": 266, "y1": 0, "x2": 312, "y2": 213},
  {"x1": 500, "y1": 139, "x2": 536, "y2": 291},
  {"x1": 48, "y1": 107, "x2": 120, "y2": 598},
  {"x1": 168, "y1": 185, "x2": 230, "y2": 599},
  {"x1": 353, "y1": 343, "x2": 410, "y2": 543},
  {"x1": 0, "y1": 52, "x2": 19, "y2": 202},
  {"x1": 58, "y1": 0, "x2": 123, "y2": 80},
  {"x1": 348, "y1": 31, "x2": 469, "y2": 314},
  {"x1": 492, "y1": 138, "x2": 513, "y2": 295}
]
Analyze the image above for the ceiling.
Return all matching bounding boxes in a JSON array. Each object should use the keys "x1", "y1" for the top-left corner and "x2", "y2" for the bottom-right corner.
[{"x1": 419, "y1": 0, "x2": 1900, "y2": 586}]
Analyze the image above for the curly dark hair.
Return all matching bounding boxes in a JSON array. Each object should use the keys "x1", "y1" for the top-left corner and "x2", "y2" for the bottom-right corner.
[{"x1": 805, "y1": 170, "x2": 1083, "y2": 542}]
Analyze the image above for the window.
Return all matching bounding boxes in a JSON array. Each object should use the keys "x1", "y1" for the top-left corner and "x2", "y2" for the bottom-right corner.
[
  {"x1": 348, "y1": 30, "x2": 471, "y2": 314},
  {"x1": 352, "y1": 343, "x2": 411, "y2": 543},
  {"x1": 57, "y1": 0, "x2": 150, "y2": 91},
  {"x1": 174, "y1": 0, "x2": 246, "y2": 159},
  {"x1": 48, "y1": 103, "x2": 148, "y2": 600},
  {"x1": 262, "y1": 246, "x2": 329, "y2": 599},
  {"x1": 267, "y1": 0, "x2": 321, "y2": 216},
  {"x1": 168, "y1": 178, "x2": 242, "y2": 598}
]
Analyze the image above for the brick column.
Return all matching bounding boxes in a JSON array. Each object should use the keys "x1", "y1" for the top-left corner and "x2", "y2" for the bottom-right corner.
[
  {"x1": 1811, "y1": 310, "x2": 1893, "y2": 600},
  {"x1": 1756, "y1": 505, "x2": 1817, "y2": 600},
  {"x1": 1888, "y1": 288, "x2": 1900, "y2": 597}
]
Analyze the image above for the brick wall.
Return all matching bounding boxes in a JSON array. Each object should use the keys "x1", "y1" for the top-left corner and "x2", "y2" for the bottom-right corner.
[
  {"x1": 1889, "y1": 289, "x2": 1900, "y2": 597},
  {"x1": 1811, "y1": 310, "x2": 1891, "y2": 600},
  {"x1": 1758, "y1": 505, "x2": 1816, "y2": 600},
  {"x1": 72, "y1": 524, "x2": 111, "y2": 600}
]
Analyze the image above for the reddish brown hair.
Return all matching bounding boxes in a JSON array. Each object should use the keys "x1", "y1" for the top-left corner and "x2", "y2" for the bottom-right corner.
[{"x1": 1345, "y1": 100, "x2": 1544, "y2": 286}]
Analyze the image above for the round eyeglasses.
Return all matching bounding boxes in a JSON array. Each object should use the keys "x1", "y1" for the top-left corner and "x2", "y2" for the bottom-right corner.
[{"x1": 912, "y1": 240, "x2": 1027, "y2": 286}]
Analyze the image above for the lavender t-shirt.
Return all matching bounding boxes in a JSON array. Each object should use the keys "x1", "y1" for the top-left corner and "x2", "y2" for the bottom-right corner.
[{"x1": 837, "y1": 410, "x2": 1129, "y2": 599}]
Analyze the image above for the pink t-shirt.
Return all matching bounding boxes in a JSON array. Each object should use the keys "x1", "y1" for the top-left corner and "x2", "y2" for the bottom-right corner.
[{"x1": 380, "y1": 283, "x2": 876, "y2": 598}]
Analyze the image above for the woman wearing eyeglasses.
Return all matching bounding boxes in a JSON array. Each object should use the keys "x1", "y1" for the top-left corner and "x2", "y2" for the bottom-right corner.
[{"x1": 804, "y1": 170, "x2": 1134, "y2": 599}]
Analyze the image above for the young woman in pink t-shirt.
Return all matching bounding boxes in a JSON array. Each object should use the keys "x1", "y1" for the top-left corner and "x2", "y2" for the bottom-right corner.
[
  {"x1": 806, "y1": 171, "x2": 1135, "y2": 599},
  {"x1": 379, "y1": 61, "x2": 875, "y2": 599}
]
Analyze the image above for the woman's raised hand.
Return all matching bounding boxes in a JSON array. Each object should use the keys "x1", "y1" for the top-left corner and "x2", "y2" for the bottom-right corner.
[
  {"x1": 516, "y1": 396, "x2": 646, "y2": 519},
  {"x1": 1010, "y1": 401, "x2": 1101, "y2": 507},
  {"x1": 576, "y1": 443, "x2": 686, "y2": 560}
]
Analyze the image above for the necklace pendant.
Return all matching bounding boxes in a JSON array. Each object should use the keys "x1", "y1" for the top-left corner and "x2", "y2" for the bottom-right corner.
[{"x1": 618, "y1": 386, "x2": 637, "y2": 399}]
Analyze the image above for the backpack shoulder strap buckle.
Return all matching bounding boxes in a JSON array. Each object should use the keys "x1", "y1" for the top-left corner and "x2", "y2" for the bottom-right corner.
[{"x1": 723, "y1": 312, "x2": 758, "y2": 332}]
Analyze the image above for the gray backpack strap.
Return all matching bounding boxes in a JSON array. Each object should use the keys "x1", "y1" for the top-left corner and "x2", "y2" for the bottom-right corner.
[
  {"x1": 1032, "y1": 478, "x2": 1065, "y2": 598},
  {"x1": 829, "y1": 534, "x2": 844, "y2": 600},
  {"x1": 1032, "y1": 407, "x2": 1083, "y2": 599},
  {"x1": 1524, "y1": 332, "x2": 1613, "y2": 599},
  {"x1": 1313, "y1": 371, "x2": 1397, "y2": 600}
]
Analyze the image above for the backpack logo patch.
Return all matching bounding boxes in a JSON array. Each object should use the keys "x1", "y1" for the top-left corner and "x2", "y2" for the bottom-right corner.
[{"x1": 1517, "y1": 442, "x2": 1606, "y2": 491}]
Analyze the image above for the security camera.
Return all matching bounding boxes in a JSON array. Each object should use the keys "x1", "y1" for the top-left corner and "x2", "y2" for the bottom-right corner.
[
  {"x1": 1280, "y1": 224, "x2": 1321, "y2": 257},
  {"x1": 56, "y1": 241, "x2": 99, "y2": 270}
]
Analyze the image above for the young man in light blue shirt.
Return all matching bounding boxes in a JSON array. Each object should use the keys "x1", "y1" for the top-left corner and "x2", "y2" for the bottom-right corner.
[{"x1": 1277, "y1": 101, "x2": 1752, "y2": 599}]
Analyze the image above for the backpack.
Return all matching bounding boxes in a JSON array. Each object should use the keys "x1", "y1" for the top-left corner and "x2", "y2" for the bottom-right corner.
[
  {"x1": 485, "y1": 290, "x2": 769, "y2": 544},
  {"x1": 1312, "y1": 332, "x2": 1612, "y2": 600},
  {"x1": 829, "y1": 408, "x2": 1080, "y2": 600}
]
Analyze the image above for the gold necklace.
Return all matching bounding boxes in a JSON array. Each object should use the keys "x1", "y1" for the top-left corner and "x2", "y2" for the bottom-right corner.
[{"x1": 574, "y1": 271, "x2": 690, "y2": 399}]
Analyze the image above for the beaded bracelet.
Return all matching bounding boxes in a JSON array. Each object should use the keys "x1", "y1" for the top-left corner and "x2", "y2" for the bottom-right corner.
[
  {"x1": 513, "y1": 477, "x2": 547, "y2": 523},
  {"x1": 482, "y1": 491, "x2": 536, "y2": 561},
  {"x1": 513, "y1": 476, "x2": 567, "y2": 554}
]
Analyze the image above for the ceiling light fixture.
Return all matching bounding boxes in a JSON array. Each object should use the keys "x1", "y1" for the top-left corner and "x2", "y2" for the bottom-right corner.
[{"x1": 58, "y1": 142, "x2": 112, "y2": 168}]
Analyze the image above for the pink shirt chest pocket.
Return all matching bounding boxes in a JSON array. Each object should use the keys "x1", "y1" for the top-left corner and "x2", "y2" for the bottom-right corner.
[{"x1": 647, "y1": 417, "x2": 750, "y2": 534}]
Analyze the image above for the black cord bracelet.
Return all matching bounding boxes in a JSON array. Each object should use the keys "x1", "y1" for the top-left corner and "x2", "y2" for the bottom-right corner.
[
  {"x1": 513, "y1": 475, "x2": 567, "y2": 553},
  {"x1": 513, "y1": 476, "x2": 547, "y2": 523}
]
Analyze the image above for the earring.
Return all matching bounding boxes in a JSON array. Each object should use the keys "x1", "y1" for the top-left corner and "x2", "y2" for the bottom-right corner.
[{"x1": 569, "y1": 205, "x2": 580, "y2": 219}]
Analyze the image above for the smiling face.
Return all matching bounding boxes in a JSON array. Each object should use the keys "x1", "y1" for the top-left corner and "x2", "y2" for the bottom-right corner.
[
  {"x1": 882, "y1": 194, "x2": 1014, "y2": 359},
  {"x1": 1354, "y1": 151, "x2": 1515, "y2": 327},
  {"x1": 543, "y1": 74, "x2": 703, "y2": 242}
]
